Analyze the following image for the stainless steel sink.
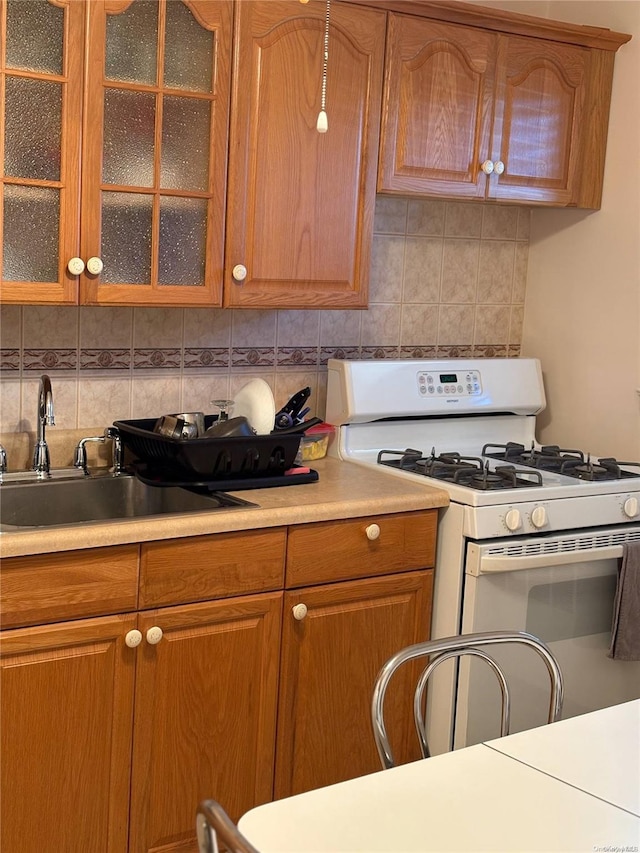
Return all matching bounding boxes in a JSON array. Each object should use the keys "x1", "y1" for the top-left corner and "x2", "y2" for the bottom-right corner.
[{"x1": 0, "y1": 472, "x2": 256, "y2": 530}]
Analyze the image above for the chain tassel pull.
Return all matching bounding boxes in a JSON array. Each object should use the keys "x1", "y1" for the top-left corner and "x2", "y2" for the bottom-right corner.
[{"x1": 317, "y1": 0, "x2": 330, "y2": 133}]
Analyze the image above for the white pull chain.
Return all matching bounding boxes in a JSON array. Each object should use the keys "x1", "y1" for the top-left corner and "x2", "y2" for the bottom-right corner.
[{"x1": 317, "y1": 0, "x2": 330, "y2": 133}]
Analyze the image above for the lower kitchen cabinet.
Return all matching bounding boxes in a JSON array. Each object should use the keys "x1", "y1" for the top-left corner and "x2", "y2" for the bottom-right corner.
[
  {"x1": 128, "y1": 593, "x2": 282, "y2": 853},
  {"x1": 0, "y1": 614, "x2": 138, "y2": 853},
  {"x1": 275, "y1": 569, "x2": 434, "y2": 798}
]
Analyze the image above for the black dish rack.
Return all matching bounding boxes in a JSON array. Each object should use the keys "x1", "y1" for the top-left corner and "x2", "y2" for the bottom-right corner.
[{"x1": 114, "y1": 416, "x2": 303, "y2": 481}]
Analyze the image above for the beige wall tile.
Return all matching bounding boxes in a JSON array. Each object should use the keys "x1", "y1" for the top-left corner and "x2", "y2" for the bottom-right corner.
[
  {"x1": 0, "y1": 378, "x2": 21, "y2": 431},
  {"x1": 182, "y1": 374, "x2": 231, "y2": 414},
  {"x1": 231, "y1": 309, "x2": 277, "y2": 347},
  {"x1": 474, "y1": 305, "x2": 510, "y2": 345},
  {"x1": 277, "y1": 310, "x2": 321, "y2": 347},
  {"x1": 361, "y1": 303, "x2": 401, "y2": 346},
  {"x1": 0, "y1": 306, "x2": 21, "y2": 348},
  {"x1": 183, "y1": 308, "x2": 231, "y2": 347},
  {"x1": 133, "y1": 307, "x2": 183, "y2": 348},
  {"x1": 510, "y1": 304, "x2": 524, "y2": 345},
  {"x1": 80, "y1": 306, "x2": 133, "y2": 349},
  {"x1": 374, "y1": 196, "x2": 408, "y2": 233},
  {"x1": 24, "y1": 306, "x2": 79, "y2": 348},
  {"x1": 370, "y1": 235, "x2": 404, "y2": 303},
  {"x1": 513, "y1": 242, "x2": 529, "y2": 303},
  {"x1": 438, "y1": 304, "x2": 475, "y2": 345},
  {"x1": 477, "y1": 241, "x2": 515, "y2": 303},
  {"x1": 517, "y1": 208, "x2": 532, "y2": 241},
  {"x1": 482, "y1": 205, "x2": 519, "y2": 240},
  {"x1": 400, "y1": 303, "x2": 439, "y2": 346},
  {"x1": 403, "y1": 237, "x2": 442, "y2": 303},
  {"x1": 319, "y1": 309, "x2": 361, "y2": 346},
  {"x1": 407, "y1": 199, "x2": 445, "y2": 236},
  {"x1": 441, "y1": 239, "x2": 479, "y2": 302},
  {"x1": 78, "y1": 377, "x2": 132, "y2": 427},
  {"x1": 131, "y1": 375, "x2": 181, "y2": 418},
  {"x1": 444, "y1": 202, "x2": 483, "y2": 237}
]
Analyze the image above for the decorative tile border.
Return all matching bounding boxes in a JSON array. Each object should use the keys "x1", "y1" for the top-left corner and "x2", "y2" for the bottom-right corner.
[
  {"x1": 231, "y1": 347, "x2": 276, "y2": 368},
  {"x1": 436, "y1": 345, "x2": 473, "y2": 358},
  {"x1": 184, "y1": 348, "x2": 230, "y2": 369},
  {"x1": 0, "y1": 349, "x2": 20, "y2": 372},
  {"x1": 133, "y1": 348, "x2": 181, "y2": 370},
  {"x1": 320, "y1": 346, "x2": 360, "y2": 365},
  {"x1": 80, "y1": 349, "x2": 131, "y2": 370},
  {"x1": 277, "y1": 347, "x2": 319, "y2": 367},
  {"x1": 360, "y1": 346, "x2": 400, "y2": 359},
  {"x1": 23, "y1": 348, "x2": 77, "y2": 371},
  {"x1": 472, "y1": 345, "x2": 507, "y2": 359},
  {"x1": 400, "y1": 346, "x2": 437, "y2": 359}
]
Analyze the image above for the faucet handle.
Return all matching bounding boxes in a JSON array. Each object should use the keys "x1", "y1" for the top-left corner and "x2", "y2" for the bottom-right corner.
[
  {"x1": 104, "y1": 427, "x2": 123, "y2": 474},
  {"x1": 74, "y1": 429, "x2": 124, "y2": 475},
  {"x1": 0, "y1": 445, "x2": 7, "y2": 482}
]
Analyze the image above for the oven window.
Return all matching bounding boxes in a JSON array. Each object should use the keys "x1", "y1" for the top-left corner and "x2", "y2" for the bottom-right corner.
[{"x1": 525, "y1": 573, "x2": 616, "y2": 642}]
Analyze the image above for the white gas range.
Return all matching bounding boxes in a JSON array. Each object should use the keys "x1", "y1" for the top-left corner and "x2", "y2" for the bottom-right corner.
[{"x1": 326, "y1": 357, "x2": 640, "y2": 754}]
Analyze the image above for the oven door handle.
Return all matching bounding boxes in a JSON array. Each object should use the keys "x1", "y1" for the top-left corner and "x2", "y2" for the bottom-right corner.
[{"x1": 470, "y1": 544, "x2": 624, "y2": 574}]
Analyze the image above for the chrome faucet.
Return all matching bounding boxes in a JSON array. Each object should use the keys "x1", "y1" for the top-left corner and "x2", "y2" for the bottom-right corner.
[{"x1": 32, "y1": 374, "x2": 55, "y2": 476}]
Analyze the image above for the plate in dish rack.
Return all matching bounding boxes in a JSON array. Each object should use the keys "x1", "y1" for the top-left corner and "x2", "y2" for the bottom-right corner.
[{"x1": 233, "y1": 378, "x2": 276, "y2": 434}]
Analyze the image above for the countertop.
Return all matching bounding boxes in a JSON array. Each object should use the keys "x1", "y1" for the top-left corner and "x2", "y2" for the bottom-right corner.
[{"x1": 0, "y1": 457, "x2": 449, "y2": 559}]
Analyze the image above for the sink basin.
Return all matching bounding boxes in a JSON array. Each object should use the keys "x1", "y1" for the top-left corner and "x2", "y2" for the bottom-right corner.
[{"x1": 0, "y1": 473, "x2": 256, "y2": 529}]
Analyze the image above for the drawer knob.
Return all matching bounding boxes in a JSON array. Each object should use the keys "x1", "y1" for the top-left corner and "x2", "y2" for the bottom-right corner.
[
  {"x1": 365, "y1": 523, "x2": 380, "y2": 541},
  {"x1": 292, "y1": 603, "x2": 308, "y2": 621},
  {"x1": 125, "y1": 629, "x2": 142, "y2": 648},
  {"x1": 146, "y1": 626, "x2": 164, "y2": 645}
]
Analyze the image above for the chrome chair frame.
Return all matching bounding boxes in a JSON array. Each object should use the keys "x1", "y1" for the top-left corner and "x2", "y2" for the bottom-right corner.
[
  {"x1": 371, "y1": 630, "x2": 564, "y2": 770},
  {"x1": 196, "y1": 799, "x2": 259, "y2": 853}
]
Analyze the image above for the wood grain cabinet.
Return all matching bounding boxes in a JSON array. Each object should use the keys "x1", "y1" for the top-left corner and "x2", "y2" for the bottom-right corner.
[
  {"x1": 0, "y1": 510, "x2": 438, "y2": 850},
  {"x1": 0, "y1": 0, "x2": 232, "y2": 306},
  {"x1": 223, "y1": 0, "x2": 385, "y2": 308},
  {"x1": 378, "y1": 8, "x2": 630, "y2": 208}
]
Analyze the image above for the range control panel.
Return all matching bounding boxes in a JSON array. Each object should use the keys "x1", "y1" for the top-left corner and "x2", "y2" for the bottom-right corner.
[{"x1": 417, "y1": 369, "x2": 482, "y2": 397}]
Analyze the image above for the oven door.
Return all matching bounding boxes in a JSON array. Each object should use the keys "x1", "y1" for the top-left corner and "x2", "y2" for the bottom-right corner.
[{"x1": 454, "y1": 526, "x2": 640, "y2": 750}]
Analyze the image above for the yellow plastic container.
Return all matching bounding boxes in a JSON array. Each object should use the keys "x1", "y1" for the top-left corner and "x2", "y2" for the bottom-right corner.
[{"x1": 295, "y1": 424, "x2": 335, "y2": 463}]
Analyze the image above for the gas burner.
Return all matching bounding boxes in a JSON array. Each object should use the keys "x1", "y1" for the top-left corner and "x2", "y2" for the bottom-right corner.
[
  {"x1": 560, "y1": 456, "x2": 640, "y2": 482},
  {"x1": 454, "y1": 462, "x2": 543, "y2": 491},
  {"x1": 482, "y1": 442, "x2": 584, "y2": 469}
]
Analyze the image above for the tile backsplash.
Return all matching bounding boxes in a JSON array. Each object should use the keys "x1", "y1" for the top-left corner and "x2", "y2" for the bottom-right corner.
[{"x1": 0, "y1": 198, "x2": 530, "y2": 435}]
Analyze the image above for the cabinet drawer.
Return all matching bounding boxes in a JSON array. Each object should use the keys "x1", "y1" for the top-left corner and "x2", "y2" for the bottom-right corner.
[
  {"x1": 140, "y1": 528, "x2": 286, "y2": 607},
  {"x1": 0, "y1": 545, "x2": 139, "y2": 629},
  {"x1": 286, "y1": 510, "x2": 437, "y2": 587}
]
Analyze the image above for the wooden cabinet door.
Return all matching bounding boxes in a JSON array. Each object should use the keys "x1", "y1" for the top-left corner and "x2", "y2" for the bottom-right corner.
[
  {"x1": 0, "y1": 614, "x2": 137, "y2": 853},
  {"x1": 488, "y1": 35, "x2": 589, "y2": 205},
  {"x1": 128, "y1": 592, "x2": 282, "y2": 853},
  {"x1": 275, "y1": 570, "x2": 434, "y2": 799},
  {"x1": 378, "y1": 14, "x2": 495, "y2": 199},
  {"x1": 224, "y1": 0, "x2": 385, "y2": 308},
  {"x1": 0, "y1": 0, "x2": 84, "y2": 304},
  {"x1": 81, "y1": 0, "x2": 232, "y2": 307}
]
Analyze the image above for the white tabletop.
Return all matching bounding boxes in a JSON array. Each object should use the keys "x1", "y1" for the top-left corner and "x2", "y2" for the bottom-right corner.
[
  {"x1": 239, "y1": 741, "x2": 640, "y2": 852},
  {"x1": 484, "y1": 698, "x2": 640, "y2": 816}
]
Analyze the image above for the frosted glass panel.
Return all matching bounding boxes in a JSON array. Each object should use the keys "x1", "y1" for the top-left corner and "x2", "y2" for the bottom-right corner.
[
  {"x1": 161, "y1": 97, "x2": 211, "y2": 190},
  {"x1": 105, "y1": 0, "x2": 158, "y2": 85},
  {"x1": 101, "y1": 192, "x2": 153, "y2": 284},
  {"x1": 3, "y1": 185, "x2": 59, "y2": 281},
  {"x1": 6, "y1": 0, "x2": 64, "y2": 74},
  {"x1": 4, "y1": 77, "x2": 62, "y2": 181},
  {"x1": 164, "y1": 1, "x2": 214, "y2": 92},
  {"x1": 103, "y1": 89, "x2": 155, "y2": 187},
  {"x1": 159, "y1": 197, "x2": 207, "y2": 286}
]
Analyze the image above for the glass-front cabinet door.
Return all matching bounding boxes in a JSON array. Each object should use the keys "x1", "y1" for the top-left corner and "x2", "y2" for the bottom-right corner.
[
  {"x1": 0, "y1": 0, "x2": 231, "y2": 307},
  {"x1": 1, "y1": 0, "x2": 84, "y2": 304}
]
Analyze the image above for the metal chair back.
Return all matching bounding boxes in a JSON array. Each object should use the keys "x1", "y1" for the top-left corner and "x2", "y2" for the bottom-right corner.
[
  {"x1": 371, "y1": 630, "x2": 564, "y2": 769},
  {"x1": 196, "y1": 799, "x2": 259, "y2": 853}
]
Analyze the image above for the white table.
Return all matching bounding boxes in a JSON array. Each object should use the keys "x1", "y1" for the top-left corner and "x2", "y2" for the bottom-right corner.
[
  {"x1": 484, "y1": 698, "x2": 640, "y2": 816},
  {"x1": 239, "y1": 702, "x2": 640, "y2": 852}
]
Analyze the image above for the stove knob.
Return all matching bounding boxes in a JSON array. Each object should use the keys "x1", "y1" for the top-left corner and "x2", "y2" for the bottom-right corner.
[
  {"x1": 504, "y1": 509, "x2": 522, "y2": 532},
  {"x1": 623, "y1": 497, "x2": 639, "y2": 519},
  {"x1": 531, "y1": 506, "x2": 547, "y2": 529}
]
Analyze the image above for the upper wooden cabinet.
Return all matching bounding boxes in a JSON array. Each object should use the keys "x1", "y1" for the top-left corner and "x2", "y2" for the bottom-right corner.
[
  {"x1": 377, "y1": 4, "x2": 630, "y2": 208},
  {"x1": 223, "y1": 0, "x2": 385, "y2": 308},
  {"x1": 0, "y1": 0, "x2": 232, "y2": 306}
]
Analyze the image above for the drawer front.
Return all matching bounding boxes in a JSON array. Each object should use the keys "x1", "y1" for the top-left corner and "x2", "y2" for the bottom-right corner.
[
  {"x1": 286, "y1": 510, "x2": 437, "y2": 587},
  {"x1": 0, "y1": 545, "x2": 139, "y2": 629},
  {"x1": 140, "y1": 528, "x2": 286, "y2": 607}
]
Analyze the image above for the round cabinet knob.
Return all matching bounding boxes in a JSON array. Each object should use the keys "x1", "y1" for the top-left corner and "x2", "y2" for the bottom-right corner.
[
  {"x1": 86, "y1": 256, "x2": 104, "y2": 275},
  {"x1": 125, "y1": 629, "x2": 143, "y2": 648},
  {"x1": 504, "y1": 509, "x2": 522, "y2": 532},
  {"x1": 623, "y1": 497, "x2": 639, "y2": 519},
  {"x1": 365, "y1": 523, "x2": 381, "y2": 541},
  {"x1": 530, "y1": 506, "x2": 547, "y2": 529},
  {"x1": 494, "y1": 160, "x2": 505, "y2": 175},
  {"x1": 292, "y1": 603, "x2": 308, "y2": 621},
  {"x1": 67, "y1": 257, "x2": 85, "y2": 275},
  {"x1": 146, "y1": 626, "x2": 163, "y2": 645},
  {"x1": 232, "y1": 264, "x2": 247, "y2": 282},
  {"x1": 480, "y1": 160, "x2": 494, "y2": 175}
]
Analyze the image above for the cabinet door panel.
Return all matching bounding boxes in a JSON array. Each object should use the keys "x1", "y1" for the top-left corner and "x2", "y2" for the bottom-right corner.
[
  {"x1": 81, "y1": 0, "x2": 232, "y2": 307},
  {"x1": 1, "y1": 0, "x2": 84, "y2": 303},
  {"x1": 275, "y1": 571, "x2": 433, "y2": 798},
  {"x1": 379, "y1": 14, "x2": 494, "y2": 198},
  {"x1": 0, "y1": 614, "x2": 137, "y2": 853},
  {"x1": 129, "y1": 593, "x2": 282, "y2": 853},
  {"x1": 225, "y1": 1, "x2": 385, "y2": 308},
  {"x1": 489, "y1": 36, "x2": 588, "y2": 204}
]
